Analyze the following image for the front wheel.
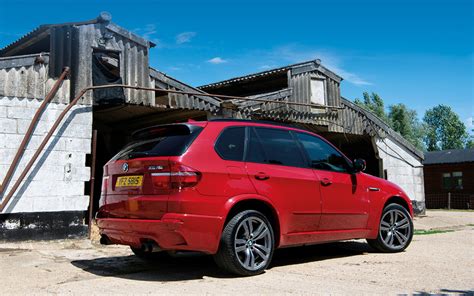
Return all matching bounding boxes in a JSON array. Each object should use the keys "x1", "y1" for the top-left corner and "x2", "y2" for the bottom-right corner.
[
  {"x1": 367, "y1": 203, "x2": 413, "y2": 252},
  {"x1": 214, "y1": 210, "x2": 275, "y2": 276}
]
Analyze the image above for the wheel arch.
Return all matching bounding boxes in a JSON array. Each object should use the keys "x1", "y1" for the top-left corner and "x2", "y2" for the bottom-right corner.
[
  {"x1": 384, "y1": 195, "x2": 413, "y2": 216},
  {"x1": 223, "y1": 196, "x2": 281, "y2": 247}
]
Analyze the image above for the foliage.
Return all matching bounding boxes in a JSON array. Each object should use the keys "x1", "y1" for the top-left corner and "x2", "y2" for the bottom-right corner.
[
  {"x1": 354, "y1": 92, "x2": 390, "y2": 124},
  {"x1": 354, "y1": 93, "x2": 424, "y2": 150},
  {"x1": 354, "y1": 93, "x2": 469, "y2": 152},
  {"x1": 422, "y1": 105, "x2": 468, "y2": 151},
  {"x1": 388, "y1": 104, "x2": 425, "y2": 150},
  {"x1": 466, "y1": 138, "x2": 474, "y2": 149}
]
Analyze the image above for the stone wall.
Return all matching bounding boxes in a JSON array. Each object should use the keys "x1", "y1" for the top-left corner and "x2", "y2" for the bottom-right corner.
[
  {"x1": 0, "y1": 96, "x2": 92, "y2": 214},
  {"x1": 375, "y1": 137, "x2": 425, "y2": 214}
]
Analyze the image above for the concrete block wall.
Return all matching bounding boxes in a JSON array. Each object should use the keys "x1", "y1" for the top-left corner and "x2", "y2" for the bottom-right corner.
[
  {"x1": 375, "y1": 137, "x2": 425, "y2": 212},
  {"x1": 0, "y1": 96, "x2": 92, "y2": 214}
]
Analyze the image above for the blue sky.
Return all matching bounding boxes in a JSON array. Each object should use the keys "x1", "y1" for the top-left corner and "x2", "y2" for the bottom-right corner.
[{"x1": 0, "y1": 0, "x2": 472, "y2": 131}]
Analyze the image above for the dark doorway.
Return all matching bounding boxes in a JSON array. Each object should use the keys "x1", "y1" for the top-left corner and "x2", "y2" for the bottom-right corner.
[
  {"x1": 89, "y1": 106, "x2": 208, "y2": 217},
  {"x1": 319, "y1": 133, "x2": 382, "y2": 177}
]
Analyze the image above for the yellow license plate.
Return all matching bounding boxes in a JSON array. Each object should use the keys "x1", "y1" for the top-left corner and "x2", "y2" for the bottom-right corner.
[{"x1": 116, "y1": 176, "x2": 143, "y2": 187}]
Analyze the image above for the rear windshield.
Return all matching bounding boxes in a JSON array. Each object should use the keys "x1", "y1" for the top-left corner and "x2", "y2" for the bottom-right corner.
[{"x1": 112, "y1": 124, "x2": 203, "y2": 160}]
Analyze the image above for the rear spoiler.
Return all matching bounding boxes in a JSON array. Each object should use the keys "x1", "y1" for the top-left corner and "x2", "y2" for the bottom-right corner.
[{"x1": 131, "y1": 123, "x2": 206, "y2": 140}]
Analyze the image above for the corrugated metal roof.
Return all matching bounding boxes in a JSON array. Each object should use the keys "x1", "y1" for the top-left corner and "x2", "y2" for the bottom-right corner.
[
  {"x1": 0, "y1": 25, "x2": 50, "y2": 56},
  {"x1": 198, "y1": 60, "x2": 343, "y2": 90},
  {"x1": 0, "y1": 13, "x2": 156, "y2": 57},
  {"x1": 424, "y1": 148, "x2": 474, "y2": 165}
]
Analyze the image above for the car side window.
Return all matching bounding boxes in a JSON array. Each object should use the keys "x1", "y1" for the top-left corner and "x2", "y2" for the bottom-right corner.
[
  {"x1": 247, "y1": 127, "x2": 306, "y2": 168},
  {"x1": 296, "y1": 132, "x2": 351, "y2": 173},
  {"x1": 215, "y1": 127, "x2": 246, "y2": 161}
]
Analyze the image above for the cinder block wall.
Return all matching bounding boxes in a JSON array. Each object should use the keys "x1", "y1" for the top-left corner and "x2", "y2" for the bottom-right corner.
[
  {"x1": 375, "y1": 138, "x2": 425, "y2": 214},
  {"x1": 0, "y1": 96, "x2": 92, "y2": 214}
]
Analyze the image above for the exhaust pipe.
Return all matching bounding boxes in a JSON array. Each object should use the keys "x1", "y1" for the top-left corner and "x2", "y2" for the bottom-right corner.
[
  {"x1": 140, "y1": 240, "x2": 161, "y2": 253},
  {"x1": 100, "y1": 234, "x2": 112, "y2": 245}
]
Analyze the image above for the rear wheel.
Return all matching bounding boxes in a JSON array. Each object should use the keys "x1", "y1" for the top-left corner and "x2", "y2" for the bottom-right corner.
[
  {"x1": 214, "y1": 210, "x2": 274, "y2": 276},
  {"x1": 367, "y1": 203, "x2": 413, "y2": 252}
]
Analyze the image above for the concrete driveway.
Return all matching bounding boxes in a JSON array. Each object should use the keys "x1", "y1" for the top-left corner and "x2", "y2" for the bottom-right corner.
[{"x1": 1, "y1": 210, "x2": 473, "y2": 295}]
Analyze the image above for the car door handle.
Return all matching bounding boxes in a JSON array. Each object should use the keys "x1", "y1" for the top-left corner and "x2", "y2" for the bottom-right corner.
[
  {"x1": 368, "y1": 187, "x2": 380, "y2": 191},
  {"x1": 254, "y1": 172, "x2": 270, "y2": 181},
  {"x1": 321, "y1": 178, "x2": 332, "y2": 186}
]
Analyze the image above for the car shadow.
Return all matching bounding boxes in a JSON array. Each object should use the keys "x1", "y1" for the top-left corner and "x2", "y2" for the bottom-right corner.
[{"x1": 71, "y1": 240, "x2": 372, "y2": 282}]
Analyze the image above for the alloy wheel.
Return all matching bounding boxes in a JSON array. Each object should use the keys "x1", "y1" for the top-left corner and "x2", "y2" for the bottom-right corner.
[
  {"x1": 234, "y1": 216, "x2": 272, "y2": 271},
  {"x1": 379, "y1": 208, "x2": 412, "y2": 250}
]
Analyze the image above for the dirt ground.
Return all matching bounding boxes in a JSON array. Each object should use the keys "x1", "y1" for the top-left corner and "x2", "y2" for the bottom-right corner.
[{"x1": 1, "y1": 210, "x2": 473, "y2": 295}]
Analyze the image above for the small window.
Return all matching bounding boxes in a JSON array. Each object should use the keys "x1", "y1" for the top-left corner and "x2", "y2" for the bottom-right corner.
[
  {"x1": 215, "y1": 127, "x2": 246, "y2": 161},
  {"x1": 442, "y1": 173, "x2": 451, "y2": 189},
  {"x1": 452, "y1": 171, "x2": 463, "y2": 190},
  {"x1": 248, "y1": 127, "x2": 306, "y2": 168},
  {"x1": 296, "y1": 132, "x2": 350, "y2": 173},
  {"x1": 310, "y1": 79, "x2": 325, "y2": 105}
]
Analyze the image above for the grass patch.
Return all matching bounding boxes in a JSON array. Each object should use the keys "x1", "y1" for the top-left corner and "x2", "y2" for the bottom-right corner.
[
  {"x1": 414, "y1": 229, "x2": 455, "y2": 235},
  {"x1": 467, "y1": 224, "x2": 474, "y2": 227}
]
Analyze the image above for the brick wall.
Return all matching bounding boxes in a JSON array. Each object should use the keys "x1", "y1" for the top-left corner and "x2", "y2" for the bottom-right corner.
[{"x1": 0, "y1": 96, "x2": 92, "y2": 214}]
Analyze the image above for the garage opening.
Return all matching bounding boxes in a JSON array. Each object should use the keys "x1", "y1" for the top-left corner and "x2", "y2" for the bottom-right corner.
[
  {"x1": 88, "y1": 105, "x2": 208, "y2": 218},
  {"x1": 319, "y1": 133, "x2": 382, "y2": 178}
]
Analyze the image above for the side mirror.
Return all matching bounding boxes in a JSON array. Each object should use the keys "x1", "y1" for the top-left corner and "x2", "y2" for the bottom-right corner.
[{"x1": 353, "y1": 158, "x2": 366, "y2": 173}]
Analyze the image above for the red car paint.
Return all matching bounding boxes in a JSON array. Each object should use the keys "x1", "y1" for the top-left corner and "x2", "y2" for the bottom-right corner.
[{"x1": 97, "y1": 120, "x2": 413, "y2": 254}]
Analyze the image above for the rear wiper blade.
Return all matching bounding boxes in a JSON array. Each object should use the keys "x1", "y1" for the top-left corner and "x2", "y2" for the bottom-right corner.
[{"x1": 127, "y1": 151, "x2": 153, "y2": 159}]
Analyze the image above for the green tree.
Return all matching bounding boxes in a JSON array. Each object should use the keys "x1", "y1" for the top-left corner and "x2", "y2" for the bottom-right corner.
[
  {"x1": 388, "y1": 104, "x2": 425, "y2": 150},
  {"x1": 466, "y1": 138, "x2": 474, "y2": 149},
  {"x1": 423, "y1": 105, "x2": 468, "y2": 151},
  {"x1": 354, "y1": 92, "x2": 390, "y2": 124}
]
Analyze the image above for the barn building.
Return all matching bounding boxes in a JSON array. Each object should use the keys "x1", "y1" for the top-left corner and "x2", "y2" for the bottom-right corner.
[
  {"x1": 0, "y1": 13, "x2": 424, "y2": 239},
  {"x1": 423, "y1": 148, "x2": 474, "y2": 209}
]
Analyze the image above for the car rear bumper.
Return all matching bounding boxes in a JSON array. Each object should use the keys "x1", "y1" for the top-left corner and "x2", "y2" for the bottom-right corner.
[{"x1": 97, "y1": 213, "x2": 223, "y2": 254}]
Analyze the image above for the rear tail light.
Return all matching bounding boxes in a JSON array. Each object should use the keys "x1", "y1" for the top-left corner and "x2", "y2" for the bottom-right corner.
[
  {"x1": 150, "y1": 162, "x2": 201, "y2": 191},
  {"x1": 99, "y1": 176, "x2": 109, "y2": 207}
]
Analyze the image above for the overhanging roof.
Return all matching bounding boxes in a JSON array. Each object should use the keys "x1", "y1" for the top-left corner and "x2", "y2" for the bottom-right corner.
[
  {"x1": 424, "y1": 148, "x2": 474, "y2": 165},
  {"x1": 0, "y1": 13, "x2": 156, "y2": 57},
  {"x1": 198, "y1": 60, "x2": 343, "y2": 91}
]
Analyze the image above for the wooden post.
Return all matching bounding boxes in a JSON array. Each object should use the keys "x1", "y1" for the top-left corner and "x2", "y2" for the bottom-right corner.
[
  {"x1": 88, "y1": 130, "x2": 98, "y2": 238},
  {"x1": 448, "y1": 192, "x2": 451, "y2": 210}
]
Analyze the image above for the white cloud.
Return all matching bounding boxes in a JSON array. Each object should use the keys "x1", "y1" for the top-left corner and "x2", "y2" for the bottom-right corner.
[
  {"x1": 267, "y1": 45, "x2": 372, "y2": 86},
  {"x1": 133, "y1": 24, "x2": 160, "y2": 45},
  {"x1": 176, "y1": 32, "x2": 196, "y2": 44},
  {"x1": 207, "y1": 57, "x2": 228, "y2": 64},
  {"x1": 259, "y1": 64, "x2": 276, "y2": 70},
  {"x1": 168, "y1": 66, "x2": 182, "y2": 71}
]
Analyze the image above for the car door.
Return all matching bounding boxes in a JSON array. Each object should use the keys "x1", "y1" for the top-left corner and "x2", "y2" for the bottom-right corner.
[
  {"x1": 245, "y1": 126, "x2": 322, "y2": 235},
  {"x1": 295, "y1": 132, "x2": 369, "y2": 231}
]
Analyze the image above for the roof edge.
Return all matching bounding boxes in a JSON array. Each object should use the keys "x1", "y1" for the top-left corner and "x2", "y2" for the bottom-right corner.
[
  {"x1": 341, "y1": 97, "x2": 424, "y2": 160},
  {"x1": 198, "y1": 59, "x2": 342, "y2": 90}
]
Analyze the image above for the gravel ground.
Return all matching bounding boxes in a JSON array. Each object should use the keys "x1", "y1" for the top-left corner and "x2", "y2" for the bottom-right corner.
[{"x1": 0, "y1": 210, "x2": 473, "y2": 295}]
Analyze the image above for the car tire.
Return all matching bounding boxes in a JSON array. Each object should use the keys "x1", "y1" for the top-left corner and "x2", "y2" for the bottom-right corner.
[
  {"x1": 214, "y1": 210, "x2": 275, "y2": 276},
  {"x1": 367, "y1": 203, "x2": 413, "y2": 253}
]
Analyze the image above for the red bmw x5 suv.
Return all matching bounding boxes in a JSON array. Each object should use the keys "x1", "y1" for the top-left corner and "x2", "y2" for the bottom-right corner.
[{"x1": 97, "y1": 120, "x2": 414, "y2": 276}]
